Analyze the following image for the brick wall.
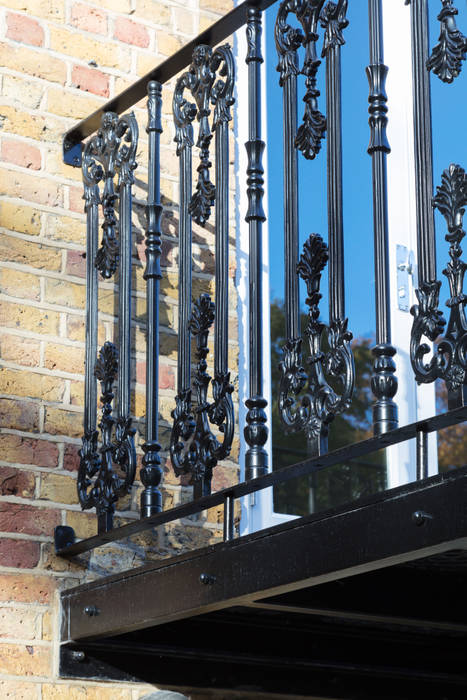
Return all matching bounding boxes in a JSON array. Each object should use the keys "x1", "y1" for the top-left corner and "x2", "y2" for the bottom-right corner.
[{"x1": 0, "y1": 0, "x2": 237, "y2": 696}]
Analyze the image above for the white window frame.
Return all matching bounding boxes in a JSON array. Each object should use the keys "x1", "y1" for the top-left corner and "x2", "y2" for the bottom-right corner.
[{"x1": 234, "y1": 0, "x2": 438, "y2": 535}]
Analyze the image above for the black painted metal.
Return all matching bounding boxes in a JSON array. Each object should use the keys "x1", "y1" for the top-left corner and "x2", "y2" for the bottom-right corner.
[
  {"x1": 77, "y1": 113, "x2": 138, "y2": 533},
  {"x1": 278, "y1": 1, "x2": 354, "y2": 454},
  {"x1": 416, "y1": 428, "x2": 428, "y2": 480},
  {"x1": 244, "y1": 6, "x2": 268, "y2": 481},
  {"x1": 409, "y1": 0, "x2": 437, "y2": 287},
  {"x1": 367, "y1": 0, "x2": 398, "y2": 436},
  {"x1": 223, "y1": 493, "x2": 235, "y2": 542},
  {"x1": 62, "y1": 0, "x2": 283, "y2": 165},
  {"x1": 170, "y1": 45, "x2": 235, "y2": 495},
  {"x1": 61, "y1": 464, "x2": 467, "y2": 641},
  {"x1": 57, "y1": 405, "x2": 467, "y2": 558},
  {"x1": 427, "y1": 0, "x2": 466, "y2": 84},
  {"x1": 411, "y1": 164, "x2": 467, "y2": 408},
  {"x1": 141, "y1": 82, "x2": 163, "y2": 518}
]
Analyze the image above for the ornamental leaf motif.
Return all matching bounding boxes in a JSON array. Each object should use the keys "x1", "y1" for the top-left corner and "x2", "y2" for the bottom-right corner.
[
  {"x1": 320, "y1": 0, "x2": 348, "y2": 58},
  {"x1": 279, "y1": 234, "x2": 354, "y2": 448},
  {"x1": 427, "y1": 0, "x2": 467, "y2": 84}
]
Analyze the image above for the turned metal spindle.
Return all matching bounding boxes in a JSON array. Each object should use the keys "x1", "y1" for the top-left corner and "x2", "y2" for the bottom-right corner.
[
  {"x1": 141, "y1": 81, "x2": 163, "y2": 517},
  {"x1": 367, "y1": 0, "x2": 398, "y2": 435},
  {"x1": 83, "y1": 174, "x2": 99, "y2": 449},
  {"x1": 245, "y1": 6, "x2": 268, "y2": 480},
  {"x1": 322, "y1": 1, "x2": 346, "y2": 326},
  {"x1": 409, "y1": 0, "x2": 437, "y2": 287},
  {"x1": 275, "y1": 3, "x2": 300, "y2": 343}
]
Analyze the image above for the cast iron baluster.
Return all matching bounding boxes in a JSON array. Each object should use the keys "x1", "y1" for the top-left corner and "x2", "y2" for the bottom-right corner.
[
  {"x1": 141, "y1": 81, "x2": 163, "y2": 517},
  {"x1": 409, "y1": 0, "x2": 447, "y2": 395},
  {"x1": 427, "y1": 0, "x2": 466, "y2": 84},
  {"x1": 78, "y1": 112, "x2": 138, "y2": 533},
  {"x1": 275, "y1": 0, "x2": 301, "y2": 350},
  {"x1": 189, "y1": 47, "x2": 216, "y2": 226},
  {"x1": 171, "y1": 66, "x2": 197, "y2": 481},
  {"x1": 170, "y1": 45, "x2": 235, "y2": 493},
  {"x1": 411, "y1": 165, "x2": 467, "y2": 406},
  {"x1": 210, "y1": 45, "x2": 235, "y2": 485},
  {"x1": 277, "y1": 0, "x2": 353, "y2": 455},
  {"x1": 245, "y1": 7, "x2": 268, "y2": 480},
  {"x1": 367, "y1": 0, "x2": 398, "y2": 435},
  {"x1": 78, "y1": 140, "x2": 101, "y2": 517},
  {"x1": 295, "y1": 0, "x2": 327, "y2": 160}
]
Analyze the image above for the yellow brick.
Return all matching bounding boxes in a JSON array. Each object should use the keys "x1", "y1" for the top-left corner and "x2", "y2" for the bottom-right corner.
[
  {"x1": 49, "y1": 27, "x2": 131, "y2": 71},
  {"x1": 47, "y1": 89, "x2": 103, "y2": 123},
  {"x1": 42, "y1": 685, "x2": 86, "y2": 700},
  {"x1": 173, "y1": 7, "x2": 195, "y2": 34},
  {"x1": 65, "y1": 510, "x2": 96, "y2": 539},
  {"x1": 45, "y1": 149, "x2": 83, "y2": 182},
  {"x1": 0, "y1": 202, "x2": 41, "y2": 236},
  {"x1": 0, "y1": 234, "x2": 61, "y2": 271},
  {"x1": 0, "y1": 680, "x2": 39, "y2": 699},
  {"x1": 0, "y1": 268, "x2": 40, "y2": 301},
  {"x1": 0, "y1": 334, "x2": 41, "y2": 367},
  {"x1": 98, "y1": 286, "x2": 116, "y2": 315},
  {"x1": 0, "y1": 642, "x2": 51, "y2": 676},
  {"x1": 2, "y1": 75, "x2": 43, "y2": 109},
  {"x1": 96, "y1": 0, "x2": 133, "y2": 12},
  {"x1": 41, "y1": 611, "x2": 52, "y2": 641},
  {"x1": 156, "y1": 32, "x2": 183, "y2": 58},
  {"x1": 0, "y1": 104, "x2": 64, "y2": 144},
  {"x1": 39, "y1": 473, "x2": 77, "y2": 505},
  {"x1": 0, "y1": 42, "x2": 66, "y2": 84},
  {"x1": 1, "y1": 301, "x2": 61, "y2": 336},
  {"x1": 0, "y1": 167, "x2": 62, "y2": 207},
  {"x1": 44, "y1": 343, "x2": 84, "y2": 374},
  {"x1": 2, "y1": 0, "x2": 64, "y2": 21},
  {"x1": 0, "y1": 607, "x2": 39, "y2": 641},
  {"x1": 45, "y1": 213, "x2": 84, "y2": 245},
  {"x1": 86, "y1": 688, "x2": 132, "y2": 700},
  {"x1": 44, "y1": 278, "x2": 86, "y2": 310},
  {"x1": 44, "y1": 407, "x2": 83, "y2": 437},
  {"x1": 0, "y1": 368, "x2": 65, "y2": 401},
  {"x1": 199, "y1": 0, "x2": 232, "y2": 12},
  {"x1": 135, "y1": 0, "x2": 171, "y2": 25},
  {"x1": 70, "y1": 380, "x2": 84, "y2": 406},
  {"x1": 137, "y1": 51, "x2": 160, "y2": 77}
]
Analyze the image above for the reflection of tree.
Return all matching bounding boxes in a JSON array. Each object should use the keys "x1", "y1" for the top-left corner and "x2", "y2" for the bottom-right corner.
[
  {"x1": 270, "y1": 300, "x2": 386, "y2": 516},
  {"x1": 436, "y1": 381, "x2": 467, "y2": 472}
]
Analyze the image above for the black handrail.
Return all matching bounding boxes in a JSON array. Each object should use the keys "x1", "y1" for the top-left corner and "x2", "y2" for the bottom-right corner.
[{"x1": 63, "y1": 0, "x2": 278, "y2": 164}]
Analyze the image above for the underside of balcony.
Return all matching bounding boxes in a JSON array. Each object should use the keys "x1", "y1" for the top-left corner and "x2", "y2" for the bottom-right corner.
[{"x1": 60, "y1": 464, "x2": 467, "y2": 699}]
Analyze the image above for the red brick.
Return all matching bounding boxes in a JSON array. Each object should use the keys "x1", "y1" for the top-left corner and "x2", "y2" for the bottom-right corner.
[
  {"x1": 71, "y1": 64, "x2": 109, "y2": 97},
  {"x1": 0, "y1": 434, "x2": 59, "y2": 468},
  {"x1": 1, "y1": 139, "x2": 41, "y2": 170},
  {"x1": 71, "y1": 2, "x2": 107, "y2": 34},
  {"x1": 0, "y1": 539, "x2": 40, "y2": 568},
  {"x1": 65, "y1": 249, "x2": 86, "y2": 278},
  {"x1": 0, "y1": 467, "x2": 35, "y2": 498},
  {"x1": 0, "y1": 504, "x2": 60, "y2": 536},
  {"x1": 135, "y1": 361, "x2": 174, "y2": 389},
  {"x1": 68, "y1": 184, "x2": 85, "y2": 213},
  {"x1": 63, "y1": 443, "x2": 80, "y2": 472},
  {"x1": 0, "y1": 399, "x2": 40, "y2": 433},
  {"x1": 114, "y1": 17, "x2": 150, "y2": 47},
  {"x1": 6, "y1": 12, "x2": 44, "y2": 47},
  {"x1": 0, "y1": 334, "x2": 41, "y2": 367}
]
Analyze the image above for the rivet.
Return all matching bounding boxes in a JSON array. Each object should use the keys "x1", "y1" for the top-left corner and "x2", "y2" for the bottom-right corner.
[
  {"x1": 412, "y1": 510, "x2": 432, "y2": 526},
  {"x1": 83, "y1": 605, "x2": 100, "y2": 617},
  {"x1": 70, "y1": 650, "x2": 85, "y2": 662},
  {"x1": 199, "y1": 573, "x2": 216, "y2": 585}
]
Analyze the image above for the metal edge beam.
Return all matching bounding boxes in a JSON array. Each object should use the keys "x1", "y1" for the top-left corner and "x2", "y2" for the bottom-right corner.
[
  {"x1": 56, "y1": 406, "x2": 467, "y2": 557},
  {"x1": 62, "y1": 469, "x2": 467, "y2": 640}
]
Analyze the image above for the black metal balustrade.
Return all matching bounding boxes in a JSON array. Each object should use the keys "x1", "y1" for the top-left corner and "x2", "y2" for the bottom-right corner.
[{"x1": 55, "y1": 0, "x2": 467, "y2": 558}]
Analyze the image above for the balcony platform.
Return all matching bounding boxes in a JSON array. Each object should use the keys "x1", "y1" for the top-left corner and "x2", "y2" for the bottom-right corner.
[{"x1": 60, "y1": 465, "x2": 467, "y2": 698}]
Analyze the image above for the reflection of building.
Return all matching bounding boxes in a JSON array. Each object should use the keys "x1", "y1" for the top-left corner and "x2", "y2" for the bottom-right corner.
[{"x1": 1, "y1": 0, "x2": 467, "y2": 697}]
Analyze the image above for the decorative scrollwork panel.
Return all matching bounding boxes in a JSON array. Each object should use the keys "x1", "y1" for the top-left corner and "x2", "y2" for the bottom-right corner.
[{"x1": 410, "y1": 164, "x2": 467, "y2": 407}]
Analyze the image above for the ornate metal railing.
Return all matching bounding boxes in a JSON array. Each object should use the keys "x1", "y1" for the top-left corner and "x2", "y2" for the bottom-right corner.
[{"x1": 55, "y1": 0, "x2": 467, "y2": 554}]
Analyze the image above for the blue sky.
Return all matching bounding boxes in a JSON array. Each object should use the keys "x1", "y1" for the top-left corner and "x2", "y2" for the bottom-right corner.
[{"x1": 264, "y1": 2, "x2": 467, "y2": 339}]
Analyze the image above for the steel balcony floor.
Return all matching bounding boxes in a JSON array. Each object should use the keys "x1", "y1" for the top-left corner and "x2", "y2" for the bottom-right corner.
[{"x1": 60, "y1": 466, "x2": 467, "y2": 698}]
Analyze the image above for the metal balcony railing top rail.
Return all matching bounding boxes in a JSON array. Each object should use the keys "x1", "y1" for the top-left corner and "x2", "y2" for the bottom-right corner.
[{"x1": 56, "y1": 0, "x2": 467, "y2": 557}]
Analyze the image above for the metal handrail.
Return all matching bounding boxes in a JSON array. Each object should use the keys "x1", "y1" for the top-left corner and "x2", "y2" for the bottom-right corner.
[{"x1": 63, "y1": 0, "x2": 277, "y2": 164}]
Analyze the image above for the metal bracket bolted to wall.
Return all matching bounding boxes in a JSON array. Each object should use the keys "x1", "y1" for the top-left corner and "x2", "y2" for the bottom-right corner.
[
  {"x1": 63, "y1": 139, "x2": 83, "y2": 167},
  {"x1": 396, "y1": 244, "x2": 415, "y2": 312}
]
